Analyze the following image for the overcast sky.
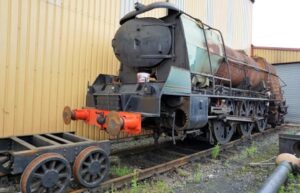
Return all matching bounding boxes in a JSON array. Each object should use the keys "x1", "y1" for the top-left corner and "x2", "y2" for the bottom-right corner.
[{"x1": 252, "y1": 0, "x2": 300, "y2": 48}]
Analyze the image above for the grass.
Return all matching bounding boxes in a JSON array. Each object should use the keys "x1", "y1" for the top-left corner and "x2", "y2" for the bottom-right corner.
[
  {"x1": 111, "y1": 165, "x2": 134, "y2": 177},
  {"x1": 109, "y1": 169, "x2": 172, "y2": 193},
  {"x1": 131, "y1": 170, "x2": 139, "y2": 193},
  {"x1": 211, "y1": 144, "x2": 220, "y2": 159},
  {"x1": 128, "y1": 180, "x2": 172, "y2": 193},
  {"x1": 240, "y1": 143, "x2": 257, "y2": 159},
  {"x1": 176, "y1": 168, "x2": 189, "y2": 177},
  {"x1": 277, "y1": 173, "x2": 300, "y2": 193},
  {"x1": 193, "y1": 164, "x2": 202, "y2": 183}
]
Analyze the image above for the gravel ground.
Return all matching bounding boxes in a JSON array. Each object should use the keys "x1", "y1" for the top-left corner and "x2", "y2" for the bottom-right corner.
[{"x1": 146, "y1": 124, "x2": 300, "y2": 193}]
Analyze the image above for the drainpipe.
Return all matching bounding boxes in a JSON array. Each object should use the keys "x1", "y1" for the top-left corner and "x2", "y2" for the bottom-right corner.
[{"x1": 256, "y1": 161, "x2": 292, "y2": 193}]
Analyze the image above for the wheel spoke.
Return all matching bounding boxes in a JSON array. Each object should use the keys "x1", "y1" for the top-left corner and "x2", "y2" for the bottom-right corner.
[
  {"x1": 58, "y1": 172, "x2": 68, "y2": 179},
  {"x1": 95, "y1": 153, "x2": 100, "y2": 160},
  {"x1": 83, "y1": 161, "x2": 91, "y2": 167},
  {"x1": 37, "y1": 186, "x2": 45, "y2": 193},
  {"x1": 50, "y1": 161, "x2": 56, "y2": 169},
  {"x1": 55, "y1": 181, "x2": 63, "y2": 189},
  {"x1": 88, "y1": 155, "x2": 94, "y2": 162},
  {"x1": 31, "y1": 180, "x2": 42, "y2": 192},
  {"x1": 55, "y1": 163, "x2": 65, "y2": 172},
  {"x1": 33, "y1": 172, "x2": 44, "y2": 179},
  {"x1": 41, "y1": 164, "x2": 48, "y2": 173},
  {"x1": 98, "y1": 157, "x2": 105, "y2": 164},
  {"x1": 81, "y1": 168, "x2": 88, "y2": 174}
]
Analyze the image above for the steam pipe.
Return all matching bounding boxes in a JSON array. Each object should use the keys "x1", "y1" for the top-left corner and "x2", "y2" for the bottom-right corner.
[{"x1": 256, "y1": 161, "x2": 292, "y2": 193}]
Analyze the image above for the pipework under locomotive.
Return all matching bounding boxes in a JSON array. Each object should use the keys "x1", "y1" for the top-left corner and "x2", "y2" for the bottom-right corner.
[{"x1": 63, "y1": 2, "x2": 287, "y2": 144}]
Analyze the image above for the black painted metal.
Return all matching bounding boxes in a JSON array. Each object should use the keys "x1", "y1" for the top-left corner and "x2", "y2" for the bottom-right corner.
[
  {"x1": 21, "y1": 153, "x2": 71, "y2": 193},
  {"x1": 0, "y1": 133, "x2": 110, "y2": 176},
  {"x1": 74, "y1": 147, "x2": 110, "y2": 188},
  {"x1": 279, "y1": 134, "x2": 300, "y2": 157}
]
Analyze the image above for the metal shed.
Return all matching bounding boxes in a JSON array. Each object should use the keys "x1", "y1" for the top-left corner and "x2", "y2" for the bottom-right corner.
[
  {"x1": 275, "y1": 63, "x2": 300, "y2": 123},
  {"x1": 252, "y1": 46, "x2": 300, "y2": 123},
  {"x1": 0, "y1": 0, "x2": 254, "y2": 140}
]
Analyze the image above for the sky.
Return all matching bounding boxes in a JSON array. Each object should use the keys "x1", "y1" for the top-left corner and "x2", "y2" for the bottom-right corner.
[{"x1": 252, "y1": 0, "x2": 300, "y2": 48}]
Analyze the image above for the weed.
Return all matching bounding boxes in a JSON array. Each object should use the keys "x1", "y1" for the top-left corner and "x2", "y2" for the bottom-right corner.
[
  {"x1": 240, "y1": 143, "x2": 257, "y2": 159},
  {"x1": 193, "y1": 164, "x2": 202, "y2": 183},
  {"x1": 176, "y1": 168, "x2": 189, "y2": 177},
  {"x1": 288, "y1": 173, "x2": 295, "y2": 182},
  {"x1": 211, "y1": 144, "x2": 220, "y2": 159},
  {"x1": 130, "y1": 170, "x2": 139, "y2": 193},
  {"x1": 111, "y1": 165, "x2": 133, "y2": 177},
  {"x1": 245, "y1": 144, "x2": 257, "y2": 157},
  {"x1": 152, "y1": 181, "x2": 172, "y2": 193},
  {"x1": 278, "y1": 186, "x2": 285, "y2": 193}
]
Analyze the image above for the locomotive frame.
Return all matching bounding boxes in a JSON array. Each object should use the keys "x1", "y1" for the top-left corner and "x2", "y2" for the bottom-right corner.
[
  {"x1": 64, "y1": 2, "x2": 287, "y2": 146},
  {"x1": 0, "y1": 132, "x2": 110, "y2": 192}
]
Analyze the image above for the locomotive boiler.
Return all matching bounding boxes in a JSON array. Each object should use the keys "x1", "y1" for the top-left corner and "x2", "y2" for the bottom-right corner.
[{"x1": 63, "y1": 2, "x2": 287, "y2": 145}]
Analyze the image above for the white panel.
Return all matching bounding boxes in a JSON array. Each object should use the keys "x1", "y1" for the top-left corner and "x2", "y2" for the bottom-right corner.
[
  {"x1": 276, "y1": 63, "x2": 300, "y2": 123},
  {"x1": 120, "y1": 0, "x2": 136, "y2": 17}
]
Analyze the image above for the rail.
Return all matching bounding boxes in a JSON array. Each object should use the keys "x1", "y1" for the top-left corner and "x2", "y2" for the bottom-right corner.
[{"x1": 70, "y1": 127, "x2": 283, "y2": 193}]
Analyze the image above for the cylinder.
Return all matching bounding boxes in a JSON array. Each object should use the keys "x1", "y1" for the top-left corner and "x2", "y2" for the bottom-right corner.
[{"x1": 257, "y1": 161, "x2": 292, "y2": 193}]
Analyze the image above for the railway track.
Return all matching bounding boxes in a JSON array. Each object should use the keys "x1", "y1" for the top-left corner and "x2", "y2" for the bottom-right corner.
[{"x1": 69, "y1": 126, "x2": 287, "y2": 193}]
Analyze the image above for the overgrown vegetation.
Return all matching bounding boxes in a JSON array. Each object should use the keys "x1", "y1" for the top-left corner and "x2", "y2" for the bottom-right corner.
[
  {"x1": 111, "y1": 165, "x2": 134, "y2": 177},
  {"x1": 193, "y1": 164, "x2": 202, "y2": 183},
  {"x1": 279, "y1": 173, "x2": 300, "y2": 193},
  {"x1": 109, "y1": 169, "x2": 172, "y2": 193},
  {"x1": 211, "y1": 144, "x2": 220, "y2": 159},
  {"x1": 130, "y1": 170, "x2": 139, "y2": 193},
  {"x1": 176, "y1": 168, "x2": 189, "y2": 177},
  {"x1": 240, "y1": 143, "x2": 257, "y2": 159}
]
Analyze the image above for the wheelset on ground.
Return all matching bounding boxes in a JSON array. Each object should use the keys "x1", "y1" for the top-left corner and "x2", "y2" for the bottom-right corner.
[
  {"x1": 73, "y1": 146, "x2": 110, "y2": 188},
  {"x1": 20, "y1": 153, "x2": 71, "y2": 193},
  {"x1": 20, "y1": 146, "x2": 110, "y2": 193}
]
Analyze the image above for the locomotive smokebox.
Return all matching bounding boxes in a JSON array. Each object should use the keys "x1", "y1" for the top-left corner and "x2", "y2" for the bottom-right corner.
[{"x1": 112, "y1": 18, "x2": 172, "y2": 68}]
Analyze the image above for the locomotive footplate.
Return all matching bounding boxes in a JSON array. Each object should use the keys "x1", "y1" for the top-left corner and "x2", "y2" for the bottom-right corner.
[{"x1": 0, "y1": 132, "x2": 110, "y2": 192}]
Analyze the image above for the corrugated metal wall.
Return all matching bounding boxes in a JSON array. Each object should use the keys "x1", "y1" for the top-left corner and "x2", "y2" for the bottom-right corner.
[
  {"x1": 0, "y1": 0, "x2": 121, "y2": 139},
  {"x1": 275, "y1": 63, "x2": 300, "y2": 123},
  {"x1": 252, "y1": 46, "x2": 300, "y2": 64},
  {"x1": 0, "y1": 0, "x2": 253, "y2": 139}
]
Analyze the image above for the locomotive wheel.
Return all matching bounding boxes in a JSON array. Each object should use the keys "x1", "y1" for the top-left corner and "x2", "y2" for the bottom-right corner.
[
  {"x1": 73, "y1": 146, "x2": 109, "y2": 188},
  {"x1": 256, "y1": 102, "x2": 267, "y2": 132},
  {"x1": 213, "y1": 120, "x2": 235, "y2": 145},
  {"x1": 239, "y1": 124, "x2": 252, "y2": 137},
  {"x1": 226, "y1": 100, "x2": 236, "y2": 115},
  {"x1": 238, "y1": 101, "x2": 251, "y2": 137},
  {"x1": 246, "y1": 102, "x2": 255, "y2": 133},
  {"x1": 20, "y1": 153, "x2": 71, "y2": 193}
]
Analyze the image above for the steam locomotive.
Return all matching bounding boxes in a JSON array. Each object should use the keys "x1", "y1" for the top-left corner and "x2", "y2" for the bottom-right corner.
[{"x1": 63, "y1": 2, "x2": 287, "y2": 145}]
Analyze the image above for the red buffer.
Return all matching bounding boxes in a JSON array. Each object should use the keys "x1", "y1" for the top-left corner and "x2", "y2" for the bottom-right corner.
[{"x1": 63, "y1": 106, "x2": 142, "y2": 136}]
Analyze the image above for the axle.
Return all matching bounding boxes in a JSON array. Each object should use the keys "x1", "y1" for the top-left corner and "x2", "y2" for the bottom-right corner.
[{"x1": 63, "y1": 106, "x2": 142, "y2": 136}]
